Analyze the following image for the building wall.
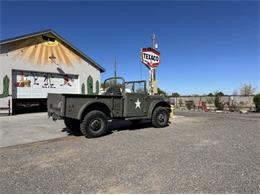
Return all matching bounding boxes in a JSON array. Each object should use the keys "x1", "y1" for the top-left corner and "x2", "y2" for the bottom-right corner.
[{"x1": 0, "y1": 36, "x2": 101, "y2": 114}]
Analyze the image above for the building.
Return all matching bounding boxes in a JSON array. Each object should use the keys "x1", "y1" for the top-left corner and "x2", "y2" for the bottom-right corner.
[{"x1": 0, "y1": 29, "x2": 105, "y2": 114}]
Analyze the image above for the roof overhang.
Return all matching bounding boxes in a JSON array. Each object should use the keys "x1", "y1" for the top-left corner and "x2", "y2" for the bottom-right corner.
[{"x1": 0, "y1": 29, "x2": 106, "y2": 73}]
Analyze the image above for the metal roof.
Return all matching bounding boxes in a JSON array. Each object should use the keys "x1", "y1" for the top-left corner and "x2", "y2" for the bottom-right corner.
[{"x1": 0, "y1": 29, "x2": 106, "y2": 72}]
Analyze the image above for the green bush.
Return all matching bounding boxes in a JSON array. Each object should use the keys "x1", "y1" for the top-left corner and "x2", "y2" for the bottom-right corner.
[
  {"x1": 253, "y1": 93, "x2": 260, "y2": 112},
  {"x1": 185, "y1": 100, "x2": 195, "y2": 110},
  {"x1": 214, "y1": 95, "x2": 224, "y2": 110}
]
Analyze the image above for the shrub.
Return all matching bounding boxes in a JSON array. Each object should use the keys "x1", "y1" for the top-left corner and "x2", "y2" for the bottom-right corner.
[
  {"x1": 171, "y1": 92, "x2": 180, "y2": 97},
  {"x1": 239, "y1": 101, "x2": 245, "y2": 105},
  {"x1": 253, "y1": 93, "x2": 260, "y2": 112},
  {"x1": 229, "y1": 103, "x2": 240, "y2": 112},
  {"x1": 206, "y1": 98, "x2": 214, "y2": 104},
  {"x1": 185, "y1": 100, "x2": 195, "y2": 110},
  {"x1": 214, "y1": 95, "x2": 224, "y2": 110},
  {"x1": 215, "y1": 91, "x2": 224, "y2": 96}
]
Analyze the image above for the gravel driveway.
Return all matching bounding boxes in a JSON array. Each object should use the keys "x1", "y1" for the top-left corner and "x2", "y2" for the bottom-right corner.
[{"x1": 0, "y1": 112, "x2": 259, "y2": 193}]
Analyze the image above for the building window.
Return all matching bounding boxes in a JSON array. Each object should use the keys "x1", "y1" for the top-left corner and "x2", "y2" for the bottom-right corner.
[
  {"x1": 87, "y1": 76, "x2": 93, "y2": 95},
  {"x1": 96, "y1": 80, "x2": 99, "y2": 95},
  {"x1": 81, "y1": 83, "x2": 85, "y2": 94}
]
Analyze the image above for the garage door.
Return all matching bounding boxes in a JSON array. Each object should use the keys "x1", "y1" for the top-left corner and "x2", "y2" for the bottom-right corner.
[{"x1": 12, "y1": 70, "x2": 79, "y2": 98}]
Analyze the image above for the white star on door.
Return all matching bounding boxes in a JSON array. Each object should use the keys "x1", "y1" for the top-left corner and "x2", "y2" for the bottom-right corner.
[{"x1": 135, "y1": 98, "x2": 141, "y2": 109}]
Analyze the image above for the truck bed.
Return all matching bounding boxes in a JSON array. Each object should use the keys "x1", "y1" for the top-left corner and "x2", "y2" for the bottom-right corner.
[{"x1": 47, "y1": 93, "x2": 123, "y2": 120}]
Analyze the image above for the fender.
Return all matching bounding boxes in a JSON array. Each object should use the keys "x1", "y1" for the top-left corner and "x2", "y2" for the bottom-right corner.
[
  {"x1": 77, "y1": 100, "x2": 111, "y2": 120},
  {"x1": 148, "y1": 100, "x2": 171, "y2": 118}
]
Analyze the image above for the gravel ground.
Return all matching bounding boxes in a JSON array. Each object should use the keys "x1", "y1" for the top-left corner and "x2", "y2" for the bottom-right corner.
[{"x1": 0, "y1": 112, "x2": 259, "y2": 193}]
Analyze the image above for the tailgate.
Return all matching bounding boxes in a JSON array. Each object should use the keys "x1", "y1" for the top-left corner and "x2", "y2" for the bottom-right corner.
[{"x1": 47, "y1": 93, "x2": 66, "y2": 119}]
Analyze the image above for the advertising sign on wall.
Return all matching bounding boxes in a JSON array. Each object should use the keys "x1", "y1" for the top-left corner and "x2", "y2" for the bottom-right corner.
[{"x1": 12, "y1": 70, "x2": 79, "y2": 98}]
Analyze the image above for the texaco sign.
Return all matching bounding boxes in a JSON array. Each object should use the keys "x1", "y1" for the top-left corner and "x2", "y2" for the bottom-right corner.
[{"x1": 141, "y1": 48, "x2": 160, "y2": 68}]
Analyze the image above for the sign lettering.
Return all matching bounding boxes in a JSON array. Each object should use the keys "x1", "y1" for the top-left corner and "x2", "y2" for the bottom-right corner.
[{"x1": 141, "y1": 48, "x2": 160, "y2": 68}]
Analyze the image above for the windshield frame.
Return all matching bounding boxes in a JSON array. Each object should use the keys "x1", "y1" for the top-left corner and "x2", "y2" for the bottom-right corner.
[
  {"x1": 103, "y1": 77, "x2": 125, "y2": 95},
  {"x1": 125, "y1": 80, "x2": 147, "y2": 94}
]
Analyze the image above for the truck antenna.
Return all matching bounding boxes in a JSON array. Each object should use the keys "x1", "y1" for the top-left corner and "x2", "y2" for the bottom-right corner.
[{"x1": 114, "y1": 57, "x2": 117, "y2": 78}]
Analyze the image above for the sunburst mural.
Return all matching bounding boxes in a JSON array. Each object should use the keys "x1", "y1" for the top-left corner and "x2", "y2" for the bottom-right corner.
[{"x1": 3, "y1": 35, "x2": 84, "y2": 67}]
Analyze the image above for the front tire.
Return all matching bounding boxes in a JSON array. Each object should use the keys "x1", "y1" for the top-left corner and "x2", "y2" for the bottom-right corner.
[
  {"x1": 80, "y1": 110, "x2": 108, "y2": 138},
  {"x1": 151, "y1": 107, "x2": 169, "y2": 128}
]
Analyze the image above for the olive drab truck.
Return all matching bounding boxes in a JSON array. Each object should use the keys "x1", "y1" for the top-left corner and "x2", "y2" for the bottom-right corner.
[{"x1": 47, "y1": 77, "x2": 171, "y2": 138}]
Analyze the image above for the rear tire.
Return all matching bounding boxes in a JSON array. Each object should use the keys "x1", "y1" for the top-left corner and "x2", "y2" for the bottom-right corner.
[
  {"x1": 80, "y1": 110, "x2": 108, "y2": 138},
  {"x1": 64, "y1": 118, "x2": 81, "y2": 134},
  {"x1": 151, "y1": 107, "x2": 169, "y2": 128}
]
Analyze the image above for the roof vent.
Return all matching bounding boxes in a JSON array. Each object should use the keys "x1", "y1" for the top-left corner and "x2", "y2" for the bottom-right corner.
[{"x1": 42, "y1": 35, "x2": 55, "y2": 42}]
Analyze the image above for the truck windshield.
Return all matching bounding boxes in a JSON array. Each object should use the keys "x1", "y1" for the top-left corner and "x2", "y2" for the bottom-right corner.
[
  {"x1": 103, "y1": 78, "x2": 125, "y2": 95},
  {"x1": 125, "y1": 81, "x2": 146, "y2": 94}
]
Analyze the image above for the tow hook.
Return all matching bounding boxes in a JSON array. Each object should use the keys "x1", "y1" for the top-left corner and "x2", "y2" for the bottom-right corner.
[{"x1": 51, "y1": 113, "x2": 58, "y2": 121}]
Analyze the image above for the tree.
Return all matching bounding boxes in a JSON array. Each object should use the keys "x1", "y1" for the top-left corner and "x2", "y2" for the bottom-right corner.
[
  {"x1": 208, "y1": 93, "x2": 214, "y2": 97},
  {"x1": 171, "y1": 92, "x2": 180, "y2": 97},
  {"x1": 214, "y1": 91, "x2": 224, "y2": 96},
  {"x1": 214, "y1": 91, "x2": 224, "y2": 110},
  {"x1": 157, "y1": 88, "x2": 167, "y2": 96},
  {"x1": 214, "y1": 95, "x2": 224, "y2": 110},
  {"x1": 240, "y1": 83, "x2": 256, "y2": 96},
  {"x1": 253, "y1": 94, "x2": 260, "y2": 112}
]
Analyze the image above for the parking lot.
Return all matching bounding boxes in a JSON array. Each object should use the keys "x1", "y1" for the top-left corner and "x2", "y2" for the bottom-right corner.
[
  {"x1": 0, "y1": 111, "x2": 259, "y2": 193},
  {"x1": 0, "y1": 113, "x2": 67, "y2": 147}
]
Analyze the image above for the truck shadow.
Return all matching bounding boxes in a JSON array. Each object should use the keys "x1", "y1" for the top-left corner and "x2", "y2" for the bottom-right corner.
[
  {"x1": 61, "y1": 120, "x2": 155, "y2": 137},
  {"x1": 61, "y1": 128, "x2": 82, "y2": 136},
  {"x1": 108, "y1": 120, "x2": 153, "y2": 132}
]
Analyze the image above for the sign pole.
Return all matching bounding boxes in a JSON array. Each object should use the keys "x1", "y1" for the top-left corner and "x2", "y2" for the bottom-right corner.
[
  {"x1": 140, "y1": 33, "x2": 160, "y2": 95},
  {"x1": 149, "y1": 68, "x2": 153, "y2": 95},
  {"x1": 150, "y1": 33, "x2": 156, "y2": 95}
]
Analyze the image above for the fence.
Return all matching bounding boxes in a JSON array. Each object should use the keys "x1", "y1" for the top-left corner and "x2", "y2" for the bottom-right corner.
[{"x1": 169, "y1": 95, "x2": 255, "y2": 111}]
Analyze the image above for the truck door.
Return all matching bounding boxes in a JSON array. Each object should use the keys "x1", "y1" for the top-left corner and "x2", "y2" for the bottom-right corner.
[
  {"x1": 124, "y1": 93, "x2": 150, "y2": 117},
  {"x1": 124, "y1": 81, "x2": 149, "y2": 117}
]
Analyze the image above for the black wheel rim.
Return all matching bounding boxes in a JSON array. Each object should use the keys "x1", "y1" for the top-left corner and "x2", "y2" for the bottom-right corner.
[
  {"x1": 90, "y1": 118, "x2": 102, "y2": 131},
  {"x1": 158, "y1": 112, "x2": 167, "y2": 125}
]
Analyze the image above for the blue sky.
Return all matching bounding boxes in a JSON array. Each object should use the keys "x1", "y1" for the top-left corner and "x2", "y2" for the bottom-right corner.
[{"x1": 1, "y1": 0, "x2": 259, "y2": 95}]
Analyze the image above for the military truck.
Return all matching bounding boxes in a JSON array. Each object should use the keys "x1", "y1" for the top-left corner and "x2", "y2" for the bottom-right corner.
[{"x1": 48, "y1": 77, "x2": 171, "y2": 138}]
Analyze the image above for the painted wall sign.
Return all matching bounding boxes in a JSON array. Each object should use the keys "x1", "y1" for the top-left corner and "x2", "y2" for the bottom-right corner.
[
  {"x1": 141, "y1": 48, "x2": 160, "y2": 68},
  {"x1": 12, "y1": 70, "x2": 79, "y2": 98}
]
